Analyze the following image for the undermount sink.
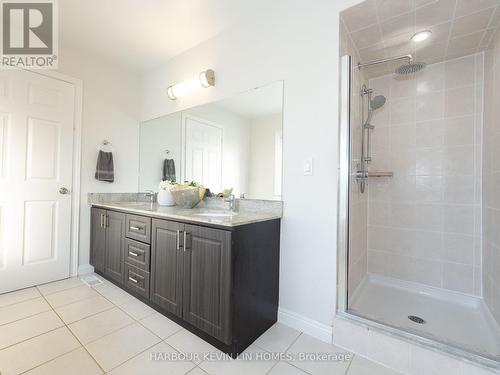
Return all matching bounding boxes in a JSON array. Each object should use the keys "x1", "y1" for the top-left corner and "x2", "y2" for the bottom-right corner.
[{"x1": 193, "y1": 211, "x2": 238, "y2": 218}]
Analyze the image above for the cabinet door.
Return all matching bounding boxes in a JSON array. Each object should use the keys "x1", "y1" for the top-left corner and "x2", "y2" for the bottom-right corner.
[
  {"x1": 90, "y1": 208, "x2": 106, "y2": 273},
  {"x1": 150, "y1": 219, "x2": 184, "y2": 317},
  {"x1": 104, "y1": 211, "x2": 126, "y2": 284},
  {"x1": 183, "y1": 224, "x2": 232, "y2": 344}
]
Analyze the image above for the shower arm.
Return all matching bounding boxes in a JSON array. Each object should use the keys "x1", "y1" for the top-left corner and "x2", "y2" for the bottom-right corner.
[{"x1": 358, "y1": 54, "x2": 412, "y2": 70}]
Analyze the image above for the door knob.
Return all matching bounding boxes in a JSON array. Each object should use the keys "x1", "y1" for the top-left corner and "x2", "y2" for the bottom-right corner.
[{"x1": 59, "y1": 187, "x2": 70, "y2": 195}]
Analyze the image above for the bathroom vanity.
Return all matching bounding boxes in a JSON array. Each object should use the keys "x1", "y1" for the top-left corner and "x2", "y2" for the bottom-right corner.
[{"x1": 89, "y1": 201, "x2": 281, "y2": 357}]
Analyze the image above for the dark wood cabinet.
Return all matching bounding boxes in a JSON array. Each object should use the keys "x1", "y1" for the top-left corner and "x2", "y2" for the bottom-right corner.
[
  {"x1": 183, "y1": 224, "x2": 232, "y2": 344},
  {"x1": 150, "y1": 219, "x2": 184, "y2": 317},
  {"x1": 104, "y1": 211, "x2": 126, "y2": 284},
  {"x1": 125, "y1": 239, "x2": 150, "y2": 270},
  {"x1": 124, "y1": 263, "x2": 150, "y2": 298},
  {"x1": 90, "y1": 205, "x2": 280, "y2": 358},
  {"x1": 125, "y1": 214, "x2": 151, "y2": 243},
  {"x1": 90, "y1": 208, "x2": 126, "y2": 285},
  {"x1": 90, "y1": 208, "x2": 106, "y2": 273}
]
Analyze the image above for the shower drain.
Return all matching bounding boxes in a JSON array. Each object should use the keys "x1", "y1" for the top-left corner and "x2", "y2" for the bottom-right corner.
[{"x1": 408, "y1": 315, "x2": 426, "y2": 324}]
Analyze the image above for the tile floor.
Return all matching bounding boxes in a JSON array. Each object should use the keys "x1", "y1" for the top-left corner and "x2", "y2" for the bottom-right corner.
[{"x1": 0, "y1": 274, "x2": 401, "y2": 375}]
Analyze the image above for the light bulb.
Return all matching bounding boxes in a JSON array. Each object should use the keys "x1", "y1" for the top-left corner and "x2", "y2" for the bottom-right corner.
[{"x1": 167, "y1": 69, "x2": 215, "y2": 100}]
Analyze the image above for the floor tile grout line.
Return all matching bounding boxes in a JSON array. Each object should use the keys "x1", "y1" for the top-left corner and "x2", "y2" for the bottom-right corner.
[
  {"x1": 344, "y1": 353, "x2": 355, "y2": 375},
  {"x1": 137, "y1": 316, "x2": 184, "y2": 341},
  {"x1": 44, "y1": 288, "x2": 105, "y2": 310},
  {"x1": 265, "y1": 360, "x2": 281, "y2": 375},
  {"x1": 36, "y1": 279, "x2": 87, "y2": 297},
  {"x1": 0, "y1": 303, "x2": 52, "y2": 327},
  {"x1": 284, "y1": 361, "x2": 314, "y2": 375},
  {"x1": 63, "y1": 304, "x2": 117, "y2": 326},
  {"x1": 38, "y1": 288, "x2": 107, "y2": 374},
  {"x1": 191, "y1": 366, "x2": 210, "y2": 375},
  {"x1": 0, "y1": 293, "x2": 43, "y2": 309},
  {"x1": 116, "y1": 305, "x2": 157, "y2": 322},
  {"x1": 92, "y1": 286, "x2": 135, "y2": 307},
  {"x1": 4, "y1": 277, "x2": 356, "y2": 375},
  {"x1": 103, "y1": 339, "x2": 165, "y2": 373},
  {"x1": 64, "y1": 283, "x2": 161, "y2": 346},
  {"x1": 0, "y1": 277, "x2": 145, "y2": 374},
  {"x1": 17, "y1": 346, "x2": 87, "y2": 375},
  {"x1": 81, "y1": 320, "x2": 137, "y2": 346},
  {"x1": 1, "y1": 297, "x2": 91, "y2": 374},
  {"x1": 0, "y1": 319, "x2": 65, "y2": 352},
  {"x1": 284, "y1": 332, "x2": 303, "y2": 353}
]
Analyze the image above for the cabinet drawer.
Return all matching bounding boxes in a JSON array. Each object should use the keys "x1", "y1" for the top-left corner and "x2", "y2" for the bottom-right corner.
[
  {"x1": 126, "y1": 214, "x2": 151, "y2": 243},
  {"x1": 124, "y1": 263, "x2": 150, "y2": 298},
  {"x1": 125, "y1": 239, "x2": 150, "y2": 271}
]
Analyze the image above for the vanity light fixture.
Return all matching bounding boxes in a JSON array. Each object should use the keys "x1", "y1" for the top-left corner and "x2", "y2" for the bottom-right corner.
[
  {"x1": 411, "y1": 30, "x2": 432, "y2": 43},
  {"x1": 167, "y1": 69, "x2": 215, "y2": 100}
]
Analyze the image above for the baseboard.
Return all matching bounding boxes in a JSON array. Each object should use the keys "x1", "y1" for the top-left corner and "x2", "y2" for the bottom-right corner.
[
  {"x1": 278, "y1": 307, "x2": 333, "y2": 344},
  {"x1": 77, "y1": 264, "x2": 95, "y2": 275}
]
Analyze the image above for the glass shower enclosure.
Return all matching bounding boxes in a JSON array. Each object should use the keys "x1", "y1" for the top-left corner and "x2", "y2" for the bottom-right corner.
[{"x1": 336, "y1": 54, "x2": 500, "y2": 370}]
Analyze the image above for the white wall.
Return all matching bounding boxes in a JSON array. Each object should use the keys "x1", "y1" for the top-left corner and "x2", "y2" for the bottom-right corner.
[
  {"x1": 57, "y1": 47, "x2": 141, "y2": 270},
  {"x1": 140, "y1": 0, "x2": 363, "y2": 338},
  {"x1": 248, "y1": 113, "x2": 282, "y2": 200}
]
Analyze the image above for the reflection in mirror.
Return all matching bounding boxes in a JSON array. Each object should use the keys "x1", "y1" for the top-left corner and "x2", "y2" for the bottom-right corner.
[{"x1": 139, "y1": 81, "x2": 283, "y2": 201}]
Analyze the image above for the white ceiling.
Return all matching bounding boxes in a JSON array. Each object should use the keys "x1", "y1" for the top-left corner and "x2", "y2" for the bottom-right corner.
[
  {"x1": 341, "y1": 0, "x2": 500, "y2": 77},
  {"x1": 59, "y1": 0, "x2": 265, "y2": 72},
  {"x1": 215, "y1": 82, "x2": 283, "y2": 119}
]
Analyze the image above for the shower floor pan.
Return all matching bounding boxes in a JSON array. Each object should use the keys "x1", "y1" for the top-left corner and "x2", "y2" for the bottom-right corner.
[{"x1": 348, "y1": 273, "x2": 500, "y2": 362}]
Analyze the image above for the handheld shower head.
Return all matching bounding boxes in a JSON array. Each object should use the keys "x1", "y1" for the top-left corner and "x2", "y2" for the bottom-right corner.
[
  {"x1": 365, "y1": 95, "x2": 386, "y2": 125},
  {"x1": 370, "y1": 95, "x2": 386, "y2": 110}
]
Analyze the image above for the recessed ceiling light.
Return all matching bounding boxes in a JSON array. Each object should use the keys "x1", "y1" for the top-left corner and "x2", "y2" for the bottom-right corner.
[{"x1": 411, "y1": 30, "x2": 432, "y2": 42}]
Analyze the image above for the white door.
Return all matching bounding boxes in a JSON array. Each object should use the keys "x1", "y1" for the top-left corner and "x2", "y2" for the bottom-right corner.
[
  {"x1": 183, "y1": 116, "x2": 222, "y2": 192},
  {"x1": 0, "y1": 69, "x2": 75, "y2": 293}
]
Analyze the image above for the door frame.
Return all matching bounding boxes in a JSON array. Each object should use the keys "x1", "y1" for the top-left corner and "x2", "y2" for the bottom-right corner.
[
  {"x1": 24, "y1": 69, "x2": 83, "y2": 278},
  {"x1": 180, "y1": 113, "x2": 223, "y2": 187}
]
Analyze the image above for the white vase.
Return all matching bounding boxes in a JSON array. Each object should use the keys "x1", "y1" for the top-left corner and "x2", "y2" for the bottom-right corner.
[{"x1": 157, "y1": 189, "x2": 175, "y2": 206}]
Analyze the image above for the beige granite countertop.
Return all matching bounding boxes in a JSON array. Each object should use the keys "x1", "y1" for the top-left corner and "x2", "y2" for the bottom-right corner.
[{"x1": 90, "y1": 201, "x2": 282, "y2": 228}]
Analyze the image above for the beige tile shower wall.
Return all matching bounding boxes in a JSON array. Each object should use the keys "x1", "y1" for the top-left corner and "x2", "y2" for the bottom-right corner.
[
  {"x1": 483, "y1": 27, "x2": 500, "y2": 323},
  {"x1": 341, "y1": 20, "x2": 368, "y2": 299},
  {"x1": 366, "y1": 53, "x2": 484, "y2": 296}
]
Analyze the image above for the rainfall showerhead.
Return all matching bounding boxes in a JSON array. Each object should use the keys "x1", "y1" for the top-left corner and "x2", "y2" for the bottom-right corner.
[
  {"x1": 370, "y1": 95, "x2": 386, "y2": 110},
  {"x1": 395, "y1": 61, "x2": 426, "y2": 75}
]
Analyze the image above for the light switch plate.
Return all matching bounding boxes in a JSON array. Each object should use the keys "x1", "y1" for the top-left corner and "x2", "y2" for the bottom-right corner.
[{"x1": 303, "y1": 157, "x2": 313, "y2": 176}]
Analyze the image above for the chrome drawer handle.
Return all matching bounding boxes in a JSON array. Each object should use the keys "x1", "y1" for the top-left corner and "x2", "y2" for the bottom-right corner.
[
  {"x1": 128, "y1": 276, "x2": 139, "y2": 284},
  {"x1": 128, "y1": 251, "x2": 139, "y2": 257},
  {"x1": 130, "y1": 226, "x2": 143, "y2": 231}
]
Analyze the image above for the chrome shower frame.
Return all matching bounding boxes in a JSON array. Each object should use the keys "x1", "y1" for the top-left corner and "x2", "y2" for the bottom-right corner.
[{"x1": 336, "y1": 54, "x2": 500, "y2": 371}]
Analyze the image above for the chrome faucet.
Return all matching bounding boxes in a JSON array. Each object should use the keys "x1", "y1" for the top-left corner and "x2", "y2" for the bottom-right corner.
[
  {"x1": 144, "y1": 190, "x2": 155, "y2": 203},
  {"x1": 224, "y1": 194, "x2": 236, "y2": 211}
]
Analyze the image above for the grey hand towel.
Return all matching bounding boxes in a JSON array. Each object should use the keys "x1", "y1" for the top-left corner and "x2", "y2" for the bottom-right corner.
[
  {"x1": 162, "y1": 159, "x2": 176, "y2": 181},
  {"x1": 95, "y1": 150, "x2": 114, "y2": 183}
]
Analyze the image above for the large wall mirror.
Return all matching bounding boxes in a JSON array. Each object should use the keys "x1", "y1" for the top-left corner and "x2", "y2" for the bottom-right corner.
[{"x1": 139, "y1": 81, "x2": 283, "y2": 201}]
